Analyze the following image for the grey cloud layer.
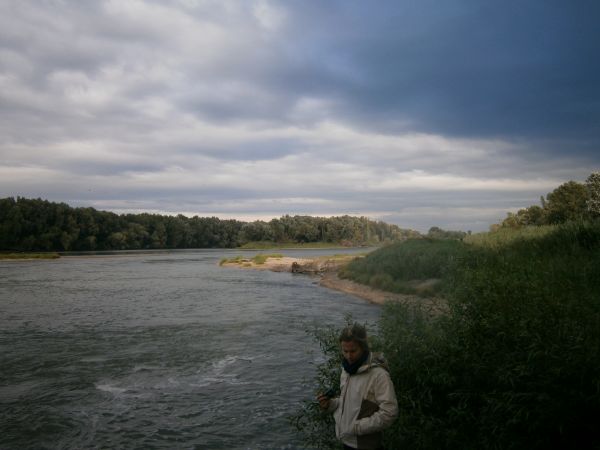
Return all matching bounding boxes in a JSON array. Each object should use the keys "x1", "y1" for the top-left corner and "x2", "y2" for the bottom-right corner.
[
  {"x1": 288, "y1": 1, "x2": 600, "y2": 145},
  {"x1": 1, "y1": 0, "x2": 598, "y2": 232}
]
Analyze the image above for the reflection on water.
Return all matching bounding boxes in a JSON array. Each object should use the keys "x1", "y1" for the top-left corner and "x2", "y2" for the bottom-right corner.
[{"x1": 0, "y1": 249, "x2": 380, "y2": 449}]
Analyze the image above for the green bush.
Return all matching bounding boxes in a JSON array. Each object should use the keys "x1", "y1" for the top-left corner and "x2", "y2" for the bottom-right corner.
[
  {"x1": 289, "y1": 322, "x2": 346, "y2": 450},
  {"x1": 435, "y1": 221, "x2": 600, "y2": 449},
  {"x1": 296, "y1": 221, "x2": 600, "y2": 449}
]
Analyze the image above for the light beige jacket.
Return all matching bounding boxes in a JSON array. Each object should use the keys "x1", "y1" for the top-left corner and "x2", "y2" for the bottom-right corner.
[{"x1": 327, "y1": 353, "x2": 398, "y2": 449}]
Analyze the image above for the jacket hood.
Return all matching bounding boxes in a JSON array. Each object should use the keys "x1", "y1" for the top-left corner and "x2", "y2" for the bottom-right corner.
[{"x1": 357, "y1": 351, "x2": 390, "y2": 374}]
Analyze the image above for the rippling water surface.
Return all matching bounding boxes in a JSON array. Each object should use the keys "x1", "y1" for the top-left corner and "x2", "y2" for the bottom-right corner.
[{"x1": 0, "y1": 249, "x2": 381, "y2": 449}]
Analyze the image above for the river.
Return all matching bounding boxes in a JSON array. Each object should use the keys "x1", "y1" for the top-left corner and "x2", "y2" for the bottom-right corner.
[{"x1": 0, "y1": 249, "x2": 381, "y2": 449}]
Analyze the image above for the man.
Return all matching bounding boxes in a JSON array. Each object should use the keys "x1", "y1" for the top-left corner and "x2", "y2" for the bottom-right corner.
[{"x1": 318, "y1": 323, "x2": 398, "y2": 450}]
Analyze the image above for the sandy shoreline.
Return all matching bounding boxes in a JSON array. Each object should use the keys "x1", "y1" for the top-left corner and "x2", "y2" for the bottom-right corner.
[{"x1": 221, "y1": 255, "x2": 446, "y2": 312}]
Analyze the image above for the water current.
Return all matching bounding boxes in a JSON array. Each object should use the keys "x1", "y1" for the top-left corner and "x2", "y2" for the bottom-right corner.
[{"x1": 0, "y1": 249, "x2": 381, "y2": 449}]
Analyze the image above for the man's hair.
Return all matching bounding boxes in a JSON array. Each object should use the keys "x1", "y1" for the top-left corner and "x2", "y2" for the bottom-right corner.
[{"x1": 339, "y1": 323, "x2": 369, "y2": 352}]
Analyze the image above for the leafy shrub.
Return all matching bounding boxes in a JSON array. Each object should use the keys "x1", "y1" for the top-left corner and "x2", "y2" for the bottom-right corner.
[
  {"x1": 296, "y1": 221, "x2": 600, "y2": 449},
  {"x1": 434, "y1": 220, "x2": 600, "y2": 448},
  {"x1": 289, "y1": 321, "x2": 346, "y2": 450}
]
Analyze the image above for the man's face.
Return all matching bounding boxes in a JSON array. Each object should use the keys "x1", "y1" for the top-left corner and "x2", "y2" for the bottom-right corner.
[{"x1": 341, "y1": 340, "x2": 363, "y2": 365}]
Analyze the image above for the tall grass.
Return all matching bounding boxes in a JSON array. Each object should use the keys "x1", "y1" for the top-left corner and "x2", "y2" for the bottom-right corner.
[
  {"x1": 464, "y1": 224, "x2": 557, "y2": 249},
  {"x1": 219, "y1": 255, "x2": 245, "y2": 266},
  {"x1": 339, "y1": 239, "x2": 466, "y2": 295},
  {"x1": 294, "y1": 221, "x2": 600, "y2": 449}
]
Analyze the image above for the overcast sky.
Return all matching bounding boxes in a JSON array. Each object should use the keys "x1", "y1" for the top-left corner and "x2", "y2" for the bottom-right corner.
[{"x1": 1, "y1": 1, "x2": 599, "y2": 232}]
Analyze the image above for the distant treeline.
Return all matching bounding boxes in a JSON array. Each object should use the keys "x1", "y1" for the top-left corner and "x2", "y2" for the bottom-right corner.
[{"x1": 0, "y1": 197, "x2": 418, "y2": 252}]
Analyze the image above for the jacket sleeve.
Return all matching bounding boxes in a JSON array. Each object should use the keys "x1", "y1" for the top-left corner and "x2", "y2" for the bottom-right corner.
[
  {"x1": 326, "y1": 397, "x2": 339, "y2": 413},
  {"x1": 354, "y1": 369, "x2": 398, "y2": 435}
]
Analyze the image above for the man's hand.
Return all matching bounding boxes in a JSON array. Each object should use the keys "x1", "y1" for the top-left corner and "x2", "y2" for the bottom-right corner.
[{"x1": 317, "y1": 393, "x2": 330, "y2": 410}]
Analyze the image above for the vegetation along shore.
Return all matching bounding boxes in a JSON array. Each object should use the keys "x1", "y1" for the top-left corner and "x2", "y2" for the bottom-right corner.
[
  {"x1": 0, "y1": 197, "x2": 418, "y2": 252},
  {"x1": 219, "y1": 252, "x2": 446, "y2": 314},
  {"x1": 291, "y1": 173, "x2": 600, "y2": 449},
  {"x1": 0, "y1": 252, "x2": 60, "y2": 260}
]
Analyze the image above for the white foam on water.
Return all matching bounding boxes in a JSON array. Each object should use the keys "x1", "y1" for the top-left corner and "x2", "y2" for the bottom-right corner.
[
  {"x1": 186, "y1": 354, "x2": 262, "y2": 388},
  {"x1": 210, "y1": 354, "x2": 260, "y2": 371},
  {"x1": 95, "y1": 383, "x2": 127, "y2": 395},
  {"x1": 80, "y1": 356, "x2": 107, "y2": 363},
  {"x1": 211, "y1": 355, "x2": 239, "y2": 372}
]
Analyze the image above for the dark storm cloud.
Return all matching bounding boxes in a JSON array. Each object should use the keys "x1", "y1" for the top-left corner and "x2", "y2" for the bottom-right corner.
[{"x1": 279, "y1": 1, "x2": 600, "y2": 145}]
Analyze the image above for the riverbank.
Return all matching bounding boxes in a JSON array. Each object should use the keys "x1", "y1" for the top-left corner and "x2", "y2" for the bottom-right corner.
[
  {"x1": 237, "y1": 241, "x2": 357, "y2": 250},
  {"x1": 221, "y1": 255, "x2": 446, "y2": 312},
  {"x1": 0, "y1": 252, "x2": 60, "y2": 260}
]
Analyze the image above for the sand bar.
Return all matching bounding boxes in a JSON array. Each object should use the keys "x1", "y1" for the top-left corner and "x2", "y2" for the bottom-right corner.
[{"x1": 221, "y1": 255, "x2": 447, "y2": 313}]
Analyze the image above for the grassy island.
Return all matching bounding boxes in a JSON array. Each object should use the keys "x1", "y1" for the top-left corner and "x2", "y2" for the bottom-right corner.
[{"x1": 220, "y1": 253, "x2": 284, "y2": 266}]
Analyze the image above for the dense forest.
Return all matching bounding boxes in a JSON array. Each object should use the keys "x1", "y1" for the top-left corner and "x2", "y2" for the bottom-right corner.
[{"x1": 0, "y1": 197, "x2": 418, "y2": 252}]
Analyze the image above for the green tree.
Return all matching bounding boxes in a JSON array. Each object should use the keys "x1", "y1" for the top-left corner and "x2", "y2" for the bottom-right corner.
[
  {"x1": 427, "y1": 226, "x2": 467, "y2": 239},
  {"x1": 59, "y1": 214, "x2": 80, "y2": 251},
  {"x1": 125, "y1": 223, "x2": 149, "y2": 249},
  {"x1": 107, "y1": 232, "x2": 127, "y2": 249},
  {"x1": 74, "y1": 207, "x2": 100, "y2": 250},
  {"x1": 500, "y1": 205, "x2": 547, "y2": 229},
  {"x1": 294, "y1": 216, "x2": 320, "y2": 243},
  {"x1": 240, "y1": 221, "x2": 273, "y2": 243},
  {"x1": 150, "y1": 221, "x2": 167, "y2": 248},
  {"x1": 165, "y1": 216, "x2": 187, "y2": 248},
  {"x1": 268, "y1": 218, "x2": 287, "y2": 242},
  {"x1": 585, "y1": 172, "x2": 600, "y2": 216},
  {"x1": 523, "y1": 204, "x2": 546, "y2": 225},
  {"x1": 1, "y1": 200, "x2": 23, "y2": 249},
  {"x1": 545, "y1": 180, "x2": 588, "y2": 224}
]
